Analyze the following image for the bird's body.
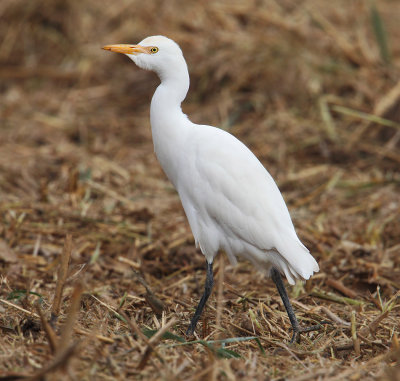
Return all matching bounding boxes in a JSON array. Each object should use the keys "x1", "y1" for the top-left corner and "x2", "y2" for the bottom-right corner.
[
  {"x1": 155, "y1": 118, "x2": 317, "y2": 284},
  {"x1": 145, "y1": 36, "x2": 318, "y2": 284},
  {"x1": 103, "y1": 36, "x2": 321, "y2": 341}
]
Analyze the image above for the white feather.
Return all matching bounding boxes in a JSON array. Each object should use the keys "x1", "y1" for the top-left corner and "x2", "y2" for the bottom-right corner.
[{"x1": 126, "y1": 35, "x2": 319, "y2": 284}]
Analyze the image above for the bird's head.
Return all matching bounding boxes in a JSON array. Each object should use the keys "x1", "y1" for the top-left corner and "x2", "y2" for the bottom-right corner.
[{"x1": 103, "y1": 35, "x2": 186, "y2": 81}]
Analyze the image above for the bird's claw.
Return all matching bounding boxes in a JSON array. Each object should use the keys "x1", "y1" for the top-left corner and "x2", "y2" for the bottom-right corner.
[
  {"x1": 290, "y1": 321, "x2": 331, "y2": 344},
  {"x1": 186, "y1": 325, "x2": 195, "y2": 337}
]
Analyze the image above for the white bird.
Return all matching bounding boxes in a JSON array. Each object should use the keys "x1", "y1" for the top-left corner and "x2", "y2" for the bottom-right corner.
[{"x1": 103, "y1": 36, "x2": 322, "y2": 342}]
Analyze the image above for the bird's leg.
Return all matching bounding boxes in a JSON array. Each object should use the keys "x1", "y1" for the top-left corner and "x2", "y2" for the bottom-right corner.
[
  {"x1": 270, "y1": 267, "x2": 322, "y2": 344},
  {"x1": 186, "y1": 260, "x2": 214, "y2": 336}
]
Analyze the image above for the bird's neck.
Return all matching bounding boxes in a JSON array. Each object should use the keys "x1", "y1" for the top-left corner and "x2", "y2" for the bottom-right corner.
[
  {"x1": 149, "y1": 66, "x2": 191, "y2": 186},
  {"x1": 151, "y1": 61, "x2": 190, "y2": 108},
  {"x1": 150, "y1": 58, "x2": 190, "y2": 131}
]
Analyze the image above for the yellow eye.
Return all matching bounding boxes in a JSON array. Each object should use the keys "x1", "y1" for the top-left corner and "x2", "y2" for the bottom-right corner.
[{"x1": 150, "y1": 47, "x2": 159, "y2": 54}]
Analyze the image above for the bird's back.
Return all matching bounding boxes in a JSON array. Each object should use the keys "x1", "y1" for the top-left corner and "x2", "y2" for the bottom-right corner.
[{"x1": 174, "y1": 123, "x2": 319, "y2": 284}]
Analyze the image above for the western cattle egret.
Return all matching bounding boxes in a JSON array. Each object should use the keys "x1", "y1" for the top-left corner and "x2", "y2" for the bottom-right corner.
[{"x1": 103, "y1": 36, "x2": 322, "y2": 343}]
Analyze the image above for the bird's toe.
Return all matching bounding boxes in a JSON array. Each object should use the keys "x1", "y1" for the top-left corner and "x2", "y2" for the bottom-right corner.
[{"x1": 289, "y1": 321, "x2": 331, "y2": 344}]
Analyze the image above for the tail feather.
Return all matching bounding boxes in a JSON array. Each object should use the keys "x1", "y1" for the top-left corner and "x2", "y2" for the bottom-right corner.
[
  {"x1": 280, "y1": 261, "x2": 296, "y2": 285},
  {"x1": 275, "y1": 232, "x2": 319, "y2": 283}
]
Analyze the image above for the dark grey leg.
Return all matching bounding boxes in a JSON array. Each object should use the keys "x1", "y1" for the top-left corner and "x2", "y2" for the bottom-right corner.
[
  {"x1": 186, "y1": 260, "x2": 214, "y2": 336},
  {"x1": 271, "y1": 267, "x2": 322, "y2": 343}
]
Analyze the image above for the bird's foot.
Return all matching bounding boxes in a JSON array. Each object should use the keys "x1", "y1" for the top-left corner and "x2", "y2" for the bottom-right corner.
[
  {"x1": 290, "y1": 321, "x2": 331, "y2": 344},
  {"x1": 186, "y1": 323, "x2": 196, "y2": 337}
]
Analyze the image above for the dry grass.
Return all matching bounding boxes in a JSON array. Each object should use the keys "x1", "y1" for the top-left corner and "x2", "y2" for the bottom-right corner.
[{"x1": 1, "y1": 0, "x2": 400, "y2": 379}]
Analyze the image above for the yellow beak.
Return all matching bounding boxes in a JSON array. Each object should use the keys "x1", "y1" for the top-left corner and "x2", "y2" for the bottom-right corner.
[{"x1": 102, "y1": 44, "x2": 147, "y2": 55}]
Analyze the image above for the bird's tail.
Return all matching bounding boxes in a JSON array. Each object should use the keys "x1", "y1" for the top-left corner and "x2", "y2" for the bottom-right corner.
[{"x1": 275, "y1": 233, "x2": 319, "y2": 285}]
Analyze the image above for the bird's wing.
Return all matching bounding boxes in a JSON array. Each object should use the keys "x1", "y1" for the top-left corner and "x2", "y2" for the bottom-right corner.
[{"x1": 177, "y1": 124, "x2": 318, "y2": 282}]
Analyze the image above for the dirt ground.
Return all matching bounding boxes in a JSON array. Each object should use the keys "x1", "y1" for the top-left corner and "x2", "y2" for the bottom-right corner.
[{"x1": 1, "y1": 0, "x2": 399, "y2": 380}]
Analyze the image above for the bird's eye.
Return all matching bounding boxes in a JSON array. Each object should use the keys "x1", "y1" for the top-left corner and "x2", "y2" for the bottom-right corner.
[{"x1": 150, "y1": 47, "x2": 159, "y2": 54}]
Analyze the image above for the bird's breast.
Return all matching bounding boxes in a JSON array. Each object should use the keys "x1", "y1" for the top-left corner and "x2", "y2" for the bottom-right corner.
[{"x1": 150, "y1": 117, "x2": 192, "y2": 189}]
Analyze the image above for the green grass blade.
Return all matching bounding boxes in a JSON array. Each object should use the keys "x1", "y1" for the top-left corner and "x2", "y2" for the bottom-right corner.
[
  {"x1": 253, "y1": 337, "x2": 266, "y2": 356},
  {"x1": 165, "y1": 335, "x2": 265, "y2": 356},
  {"x1": 214, "y1": 347, "x2": 241, "y2": 359},
  {"x1": 140, "y1": 329, "x2": 263, "y2": 358},
  {"x1": 370, "y1": 0, "x2": 391, "y2": 64},
  {"x1": 193, "y1": 340, "x2": 242, "y2": 358},
  {"x1": 118, "y1": 292, "x2": 128, "y2": 310},
  {"x1": 7, "y1": 290, "x2": 43, "y2": 301}
]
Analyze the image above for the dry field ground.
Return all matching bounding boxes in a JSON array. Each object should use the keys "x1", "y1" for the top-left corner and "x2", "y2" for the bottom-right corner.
[{"x1": 1, "y1": 0, "x2": 400, "y2": 379}]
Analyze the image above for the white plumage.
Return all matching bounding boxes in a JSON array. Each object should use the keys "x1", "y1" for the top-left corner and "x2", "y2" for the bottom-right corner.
[
  {"x1": 103, "y1": 36, "x2": 321, "y2": 340},
  {"x1": 179, "y1": 126, "x2": 319, "y2": 284}
]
